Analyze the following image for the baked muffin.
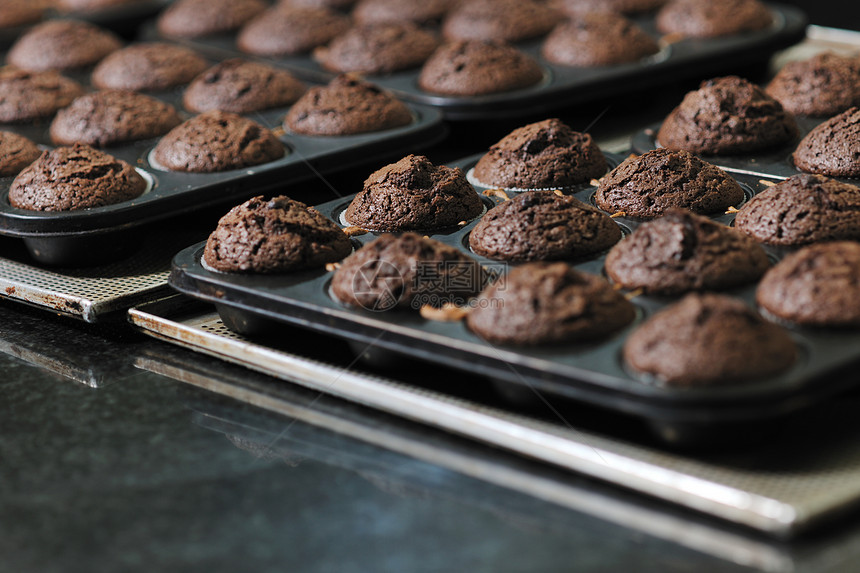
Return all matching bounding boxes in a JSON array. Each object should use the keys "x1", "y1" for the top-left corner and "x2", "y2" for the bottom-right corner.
[
  {"x1": 766, "y1": 53, "x2": 860, "y2": 118},
  {"x1": 344, "y1": 154, "x2": 483, "y2": 232},
  {"x1": 91, "y1": 43, "x2": 209, "y2": 92},
  {"x1": 605, "y1": 208, "x2": 769, "y2": 295},
  {"x1": 6, "y1": 20, "x2": 122, "y2": 72},
  {"x1": 441, "y1": 0, "x2": 558, "y2": 43},
  {"x1": 157, "y1": 0, "x2": 266, "y2": 38},
  {"x1": 0, "y1": 68, "x2": 84, "y2": 124},
  {"x1": 203, "y1": 195, "x2": 352, "y2": 273},
  {"x1": 55, "y1": 0, "x2": 148, "y2": 11},
  {"x1": 0, "y1": 131, "x2": 41, "y2": 177},
  {"x1": 595, "y1": 149, "x2": 744, "y2": 219},
  {"x1": 542, "y1": 13, "x2": 660, "y2": 67},
  {"x1": 757, "y1": 242, "x2": 860, "y2": 327},
  {"x1": 284, "y1": 0, "x2": 356, "y2": 8},
  {"x1": 657, "y1": 76, "x2": 798, "y2": 155},
  {"x1": 184, "y1": 59, "x2": 306, "y2": 114},
  {"x1": 285, "y1": 75, "x2": 412, "y2": 136},
  {"x1": 9, "y1": 143, "x2": 146, "y2": 211},
  {"x1": 471, "y1": 118, "x2": 606, "y2": 189},
  {"x1": 792, "y1": 107, "x2": 860, "y2": 178},
  {"x1": 469, "y1": 191, "x2": 621, "y2": 262},
  {"x1": 153, "y1": 111, "x2": 284, "y2": 173},
  {"x1": 314, "y1": 22, "x2": 439, "y2": 75},
  {"x1": 735, "y1": 175, "x2": 860, "y2": 246},
  {"x1": 0, "y1": 0, "x2": 47, "y2": 28},
  {"x1": 466, "y1": 262, "x2": 635, "y2": 346},
  {"x1": 331, "y1": 232, "x2": 486, "y2": 311},
  {"x1": 418, "y1": 40, "x2": 544, "y2": 96},
  {"x1": 550, "y1": 0, "x2": 667, "y2": 16},
  {"x1": 656, "y1": 0, "x2": 772, "y2": 38},
  {"x1": 624, "y1": 293, "x2": 796, "y2": 386},
  {"x1": 237, "y1": 5, "x2": 350, "y2": 57},
  {"x1": 352, "y1": 0, "x2": 454, "y2": 25},
  {"x1": 50, "y1": 90, "x2": 183, "y2": 147}
]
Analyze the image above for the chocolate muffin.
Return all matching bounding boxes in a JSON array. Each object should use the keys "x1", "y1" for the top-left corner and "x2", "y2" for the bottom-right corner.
[
  {"x1": 469, "y1": 191, "x2": 622, "y2": 262},
  {"x1": 331, "y1": 233, "x2": 486, "y2": 311},
  {"x1": 735, "y1": 175, "x2": 860, "y2": 246},
  {"x1": 605, "y1": 208, "x2": 769, "y2": 295},
  {"x1": 157, "y1": 0, "x2": 266, "y2": 38},
  {"x1": 237, "y1": 5, "x2": 350, "y2": 57},
  {"x1": 471, "y1": 119, "x2": 607, "y2": 189},
  {"x1": 91, "y1": 43, "x2": 209, "y2": 92},
  {"x1": 441, "y1": 0, "x2": 558, "y2": 43},
  {"x1": 792, "y1": 107, "x2": 860, "y2": 178},
  {"x1": 624, "y1": 293, "x2": 796, "y2": 386},
  {"x1": 153, "y1": 111, "x2": 284, "y2": 173},
  {"x1": 542, "y1": 13, "x2": 660, "y2": 67},
  {"x1": 284, "y1": 75, "x2": 412, "y2": 136},
  {"x1": 0, "y1": 131, "x2": 41, "y2": 177},
  {"x1": 344, "y1": 154, "x2": 483, "y2": 232},
  {"x1": 6, "y1": 20, "x2": 122, "y2": 72},
  {"x1": 352, "y1": 0, "x2": 454, "y2": 25},
  {"x1": 50, "y1": 90, "x2": 183, "y2": 147},
  {"x1": 9, "y1": 143, "x2": 146, "y2": 211},
  {"x1": 184, "y1": 59, "x2": 306, "y2": 114},
  {"x1": 56, "y1": 0, "x2": 147, "y2": 11},
  {"x1": 203, "y1": 195, "x2": 351, "y2": 273},
  {"x1": 418, "y1": 40, "x2": 544, "y2": 96},
  {"x1": 656, "y1": 0, "x2": 772, "y2": 38},
  {"x1": 766, "y1": 53, "x2": 860, "y2": 118},
  {"x1": 550, "y1": 0, "x2": 667, "y2": 16},
  {"x1": 595, "y1": 149, "x2": 744, "y2": 219},
  {"x1": 757, "y1": 242, "x2": 860, "y2": 327},
  {"x1": 0, "y1": 0, "x2": 47, "y2": 28},
  {"x1": 314, "y1": 22, "x2": 439, "y2": 75},
  {"x1": 0, "y1": 68, "x2": 84, "y2": 124},
  {"x1": 657, "y1": 76, "x2": 798, "y2": 155},
  {"x1": 466, "y1": 262, "x2": 636, "y2": 346}
]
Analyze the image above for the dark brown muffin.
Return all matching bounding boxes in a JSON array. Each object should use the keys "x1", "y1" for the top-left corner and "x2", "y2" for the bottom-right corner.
[
  {"x1": 0, "y1": 68, "x2": 84, "y2": 124},
  {"x1": 183, "y1": 59, "x2": 306, "y2": 114},
  {"x1": 441, "y1": 0, "x2": 558, "y2": 43},
  {"x1": 472, "y1": 118, "x2": 606, "y2": 189},
  {"x1": 284, "y1": 75, "x2": 412, "y2": 136},
  {"x1": 735, "y1": 175, "x2": 860, "y2": 246},
  {"x1": 624, "y1": 293, "x2": 796, "y2": 386},
  {"x1": 657, "y1": 76, "x2": 798, "y2": 155},
  {"x1": 352, "y1": 0, "x2": 455, "y2": 25},
  {"x1": 157, "y1": 0, "x2": 266, "y2": 38},
  {"x1": 605, "y1": 208, "x2": 769, "y2": 295},
  {"x1": 793, "y1": 107, "x2": 860, "y2": 178},
  {"x1": 344, "y1": 154, "x2": 483, "y2": 232},
  {"x1": 469, "y1": 191, "x2": 621, "y2": 262},
  {"x1": 50, "y1": 90, "x2": 183, "y2": 147},
  {"x1": 757, "y1": 242, "x2": 860, "y2": 327},
  {"x1": 237, "y1": 5, "x2": 350, "y2": 57},
  {"x1": 0, "y1": 131, "x2": 41, "y2": 177},
  {"x1": 9, "y1": 143, "x2": 146, "y2": 211},
  {"x1": 91, "y1": 43, "x2": 209, "y2": 92},
  {"x1": 418, "y1": 40, "x2": 544, "y2": 96},
  {"x1": 656, "y1": 0, "x2": 772, "y2": 38},
  {"x1": 6, "y1": 20, "x2": 122, "y2": 72},
  {"x1": 331, "y1": 233, "x2": 486, "y2": 311},
  {"x1": 766, "y1": 53, "x2": 860, "y2": 118},
  {"x1": 542, "y1": 13, "x2": 660, "y2": 67},
  {"x1": 314, "y1": 22, "x2": 439, "y2": 75},
  {"x1": 203, "y1": 195, "x2": 351, "y2": 273},
  {"x1": 550, "y1": 0, "x2": 667, "y2": 16},
  {"x1": 55, "y1": 0, "x2": 147, "y2": 11},
  {"x1": 467, "y1": 262, "x2": 635, "y2": 346},
  {"x1": 595, "y1": 149, "x2": 744, "y2": 219},
  {"x1": 0, "y1": 0, "x2": 47, "y2": 28},
  {"x1": 153, "y1": 111, "x2": 285, "y2": 173}
]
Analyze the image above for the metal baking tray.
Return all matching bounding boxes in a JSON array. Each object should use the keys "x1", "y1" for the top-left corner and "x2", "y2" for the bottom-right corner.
[{"x1": 147, "y1": 2, "x2": 807, "y2": 119}]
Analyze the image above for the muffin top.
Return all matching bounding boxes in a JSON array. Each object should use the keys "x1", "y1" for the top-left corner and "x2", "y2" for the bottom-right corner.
[
  {"x1": 472, "y1": 118, "x2": 607, "y2": 189},
  {"x1": 441, "y1": 0, "x2": 558, "y2": 43},
  {"x1": 6, "y1": 20, "x2": 122, "y2": 72},
  {"x1": 91, "y1": 43, "x2": 209, "y2": 92},
  {"x1": 792, "y1": 107, "x2": 860, "y2": 178},
  {"x1": 352, "y1": 0, "x2": 455, "y2": 25},
  {"x1": 542, "y1": 13, "x2": 660, "y2": 67},
  {"x1": 469, "y1": 191, "x2": 622, "y2": 262},
  {"x1": 550, "y1": 0, "x2": 667, "y2": 16},
  {"x1": 0, "y1": 131, "x2": 42, "y2": 177},
  {"x1": 183, "y1": 59, "x2": 306, "y2": 114},
  {"x1": 766, "y1": 53, "x2": 860, "y2": 118},
  {"x1": 605, "y1": 208, "x2": 769, "y2": 295},
  {"x1": 237, "y1": 5, "x2": 351, "y2": 57},
  {"x1": 314, "y1": 22, "x2": 439, "y2": 75},
  {"x1": 656, "y1": 0, "x2": 772, "y2": 38},
  {"x1": 345, "y1": 154, "x2": 483, "y2": 232},
  {"x1": 0, "y1": 68, "x2": 84, "y2": 124},
  {"x1": 657, "y1": 76, "x2": 798, "y2": 155},
  {"x1": 9, "y1": 143, "x2": 146, "y2": 211},
  {"x1": 595, "y1": 148, "x2": 744, "y2": 219},
  {"x1": 157, "y1": 0, "x2": 266, "y2": 38}
]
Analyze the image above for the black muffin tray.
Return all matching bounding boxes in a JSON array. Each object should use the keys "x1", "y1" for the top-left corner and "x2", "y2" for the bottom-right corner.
[
  {"x1": 147, "y1": 3, "x2": 807, "y2": 120},
  {"x1": 167, "y1": 152, "x2": 860, "y2": 443}
]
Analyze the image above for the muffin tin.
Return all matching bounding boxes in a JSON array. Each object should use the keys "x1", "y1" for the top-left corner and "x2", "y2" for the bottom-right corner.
[
  {"x1": 147, "y1": 2, "x2": 807, "y2": 119},
  {"x1": 166, "y1": 151, "x2": 860, "y2": 443}
]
